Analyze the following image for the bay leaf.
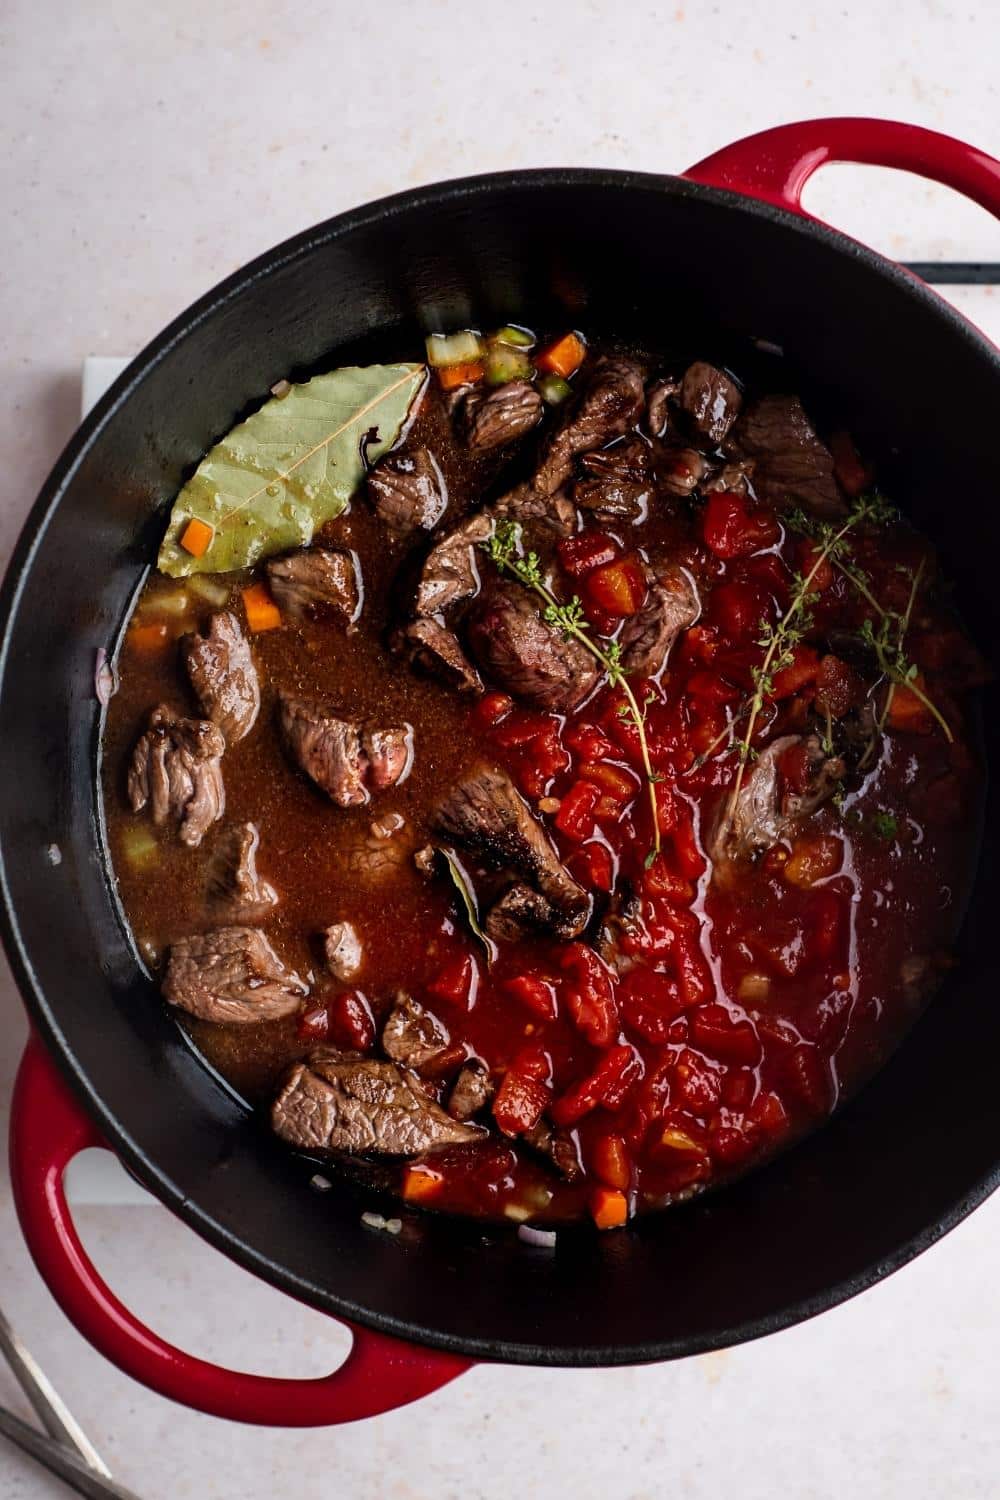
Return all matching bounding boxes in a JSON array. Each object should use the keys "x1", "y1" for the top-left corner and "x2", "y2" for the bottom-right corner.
[
  {"x1": 158, "y1": 363, "x2": 426, "y2": 576},
  {"x1": 440, "y1": 847, "x2": 497, "y2": 965}
]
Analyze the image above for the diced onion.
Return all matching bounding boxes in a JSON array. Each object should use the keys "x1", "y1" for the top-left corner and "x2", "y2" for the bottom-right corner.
[
  {"x1": 188, "y1": 575, "x2": 230, "y2": 607},
  {"x1": 310, "y1": 1174, "x2": 332, "y2": 1192},
  {"x1": 518, "y1": 1223, "x2": 557, "y2": 1248},
  {"x1": 425, "y1": 330, "x2": 484, "y2": 368},
  {"x1": 270, "y1": 378, "x2": 292, "y2": 398},
  {"x1": 140, "y1": 587, "x2": 190, "y2": 618},
  {"x1": 738, "y1": 971, "x2": 771, "y2": 1003},
  {"x1": 121, "y1": 825, "x2": 158, "y2": 869}
]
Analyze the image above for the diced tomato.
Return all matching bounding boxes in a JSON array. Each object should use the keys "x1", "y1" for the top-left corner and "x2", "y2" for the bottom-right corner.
[
  {"x1": 829, "y1": 429, "x2": 873, "y2": 497},
  {"x1": 473, "y1": 691, "x2": 514, "y2": 731},
  {"x1": 327, "y1": 991, "x2": 376, "y2": 1051},
  {"x1": 492, "y1": 709, "x2": 552, "y2": 749},
  {"x1": 702, "y1": 491, "x2": 780, "y2": 559},
  {"x1": 680, "y1": 624, "x2": 721, "y2": 666},
  {"x1": 688, "y1": 1004, "x2": 762, "y2": 1066},
  {"x1": 579, "y1": 760, "x2": 638, "y2": 802},
  {"x1": 686, "y1": 670, "x2": 741, "y2": 705},
  {"x1": 778, "y1": 738, "x2": 815, "y2": 795},
  {"x1": 590, "y1": 1132, "x2": 632, "y2": 1190},
  {"x1": 551, "y1": 1044, "x2": 638, "y2": 1127},
  {"x1": 672, "y1": 1047, "x2": 722, "y2": 1115},
  {"x1": 815, "y1": 653, "x2": 862, "y2": 719},
  {"x1": 641, "y1": 856, "x2": 694, "y2": 904},
  {"x1": 795, "y1": 539, "x2": 835, "y2": 593},
  {"x1": 747, "y1": 1090, "x2": 790, "y2": 1134},
  {"x1": 502, "y1": 973, "x2": 558, "y2": 1020},
  {"x1": 670, "y1": 924, "x2": 713, "y2": 1009},
  {"x1": 564, "y1": 722, "x2": 613, "y2": 760},
  {"x1": 584, "y1": 557, "x2": 647, "y2": 618},
  {"x1": 557, "y1": 530, "x2": 618, "y2": 578},
  {"x1": 805, "y1": 887, "x2": 843, "y2": 964},
  {"x1": 532, "y1": 725, "x2": 570, "y2": 781},
  {"x1": 559, "y1": 943, "x2": 619, "y2": 1048},
  {"x1": 555, "y1": 779, "x2": 600, "y2": 841},
  {"x1": 653, "y1": 781, "x2": 678, "y2": 837},
  {"x1": 670, "y1": 806, "x2": 705, "y2": 880},
  {"x1": 602, "y1": 1047, "x2": 644, "y2": 1109},
  {"x1": 708, "y1": 580, "x2": 773, "y2": 644},
  {"x1": 734, "y1": 550, "x2": 792, "y2": 603},
  {"x1": 427, "y1": 953, "x2": 476, "y2": 1007},
  {"x1": 297, "y1": 1003, "x2": 330, "y2": 1042},
  {"x1": 768, "y1": 645, "x2": 821, "y2": 700},
  {"x1": 620, "y1": 968, "x2": 686, "y2": 1043},
  {"x1": 781, "y1": 1045, "x2": 833, "y2": 1115},
  {"x1": 886, "y1": 676, "x2": 935, "y2": 733},
  {"x1": 721, "y1": 1069, "x2": 756, "y2": 1110},
  {"x1": 568, "y1": 841, "x2": 615, "y2": 893},
  {"x1": 492, "y1": 1068, "x2": 550, "y2": 1137},
  {"x1": 581, "y1": 597, "x2": 619, "y2": 637},
  {"x1": 783, "y1": 834, "x2": 842, "y2": 889}
]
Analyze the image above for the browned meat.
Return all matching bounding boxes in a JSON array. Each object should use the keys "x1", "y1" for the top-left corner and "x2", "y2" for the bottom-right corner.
[
  {"x1": 704, "y1": 460, "x2": 754, "y2": 496},
  {"x1": 180, "y1": 611, "x2": 259, "y2": 744},
  {"x1": 367, "y1": 448, "x2": 447, "y2": 536},
  {"x1": 413, "y1": 512, "x2": 494, "y2": 618},
  {"x1": 619, "y1": 564, "x2": 700, "y2": 677},
  {"x1": 524, "y1": 1119, "x2": 584, "y2": 1182},
  {"x1": 322, "y1": 921, "x2": 363, "y2": 980},
  {"x1": 680, "y1": 362, "x2": 743, "y2": 446},
  {"x1": 382, "y1": 992, "x2": 449, "y2": 1071},
  {"x1": 277, "y1": 694, "x2": 413, "y2": 806},
  {"x1": 447, "y1": 1059, "x2": 493, "y2": 1120},
  {"x1": 466, "y1": 580, "x2": 599, "y2": 712},
  {"x1": 394, "y1": 618, "x2": 483, "y2": 694},
  {"x1": 271, "y1": 1048, "x2": 484, "y2": 1156},
  {"x1": 127, "y1": 706, "x2": 225, "y2": 848},
  {"x1": 533, "y1": 357, "x2": 645, "y2": 496},
  {"x1": 645, "y1": 377, "x2": 680, "y2": 438},
  {"x1": 659, "y1": 446, "x2": 708, "y2": 497},
  {"x1": 266, "y1": 548, "x2": 361, "y2": 625},
  {"x1": 574, "y1": 438, "x2": 656, "y2": 521},
  {"x1": 711, "y1": 731, "x2": 846, "y2": 865},
  {"x1": 463, "y1": 380, "x2": 543, "y2": 451},
  {"x1": 485, "y1": 883, "x2": 560, "y2": 943},
  {"x1": 784, "y1": 734, "x2": 847, "y2": 819},
  {"x1": 490, "y1": 484, "x2": 576, "y2": 537},
  {"x1": 207, "y1": 822, "x2": 277, "y2": 923},
  {"x1": 434, "y1": 765, "x2": 590, "y2": 938},
  {"x1": 733, "y1": 395, "x2": 845, "y2": 518},
  {"x1": 163, "y1": 927, "x2": 307, "y2": 1024}
]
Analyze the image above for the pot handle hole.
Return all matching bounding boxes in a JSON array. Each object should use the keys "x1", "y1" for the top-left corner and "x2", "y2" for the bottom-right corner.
[
  {"x1": 684, "y1": 117, "x2": 1000, "y2": 221},
  {"x1": 9, "y1": 1036, "x2": 471, "y2": 1427}
]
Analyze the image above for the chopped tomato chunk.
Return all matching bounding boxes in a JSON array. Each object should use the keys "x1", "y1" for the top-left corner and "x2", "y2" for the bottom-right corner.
[
  {"x1": 702, "y1": 491, "x2": 780, "y2": 559},
  {"x1": 555, "y1": 779, "x2": 601, "y2": 841},
  {"x1": 557, "y1": 530, "x2": 618, "y2": 578},
  {"x1": 503, "y1": 974, "x2": 557, "y2": 1019},
  {"x1": 559, "y1": 943, "x2": 619, "y2": 1047},
  {"x1": 551, "y1": 1044, "x2": 639, "y2": 1126}
]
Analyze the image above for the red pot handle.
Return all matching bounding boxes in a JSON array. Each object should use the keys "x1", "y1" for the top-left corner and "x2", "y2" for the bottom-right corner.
[
  {"x1": 685, "y1": 116, "x2": 1000, "y2": 221},
  {"x1": 9, "y1": 1036, "x2": 471, "y2": 1426}
]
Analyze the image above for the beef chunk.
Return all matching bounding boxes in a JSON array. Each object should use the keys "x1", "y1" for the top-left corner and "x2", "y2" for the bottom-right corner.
[
  {"x1": 322, "y1": 921, "x2": 363, "y2": 980},
  {"x1": 277, "y1": 694, "x2": 413, "y2": 806},
  {"x1": 467, "y1": 580, "x2": 599, "y2": 712},
  {"x1": 127, "y1": 705, "x2": 225, "y2": 849},
  {"x1": 207, "y1": 822, "x2": 277, "y2": 924},
  {"x1": 413, "y1": 512, "x2": 494, "y2": 618},
  {"x1": 382, "y1": 992, "x2": 449, "y2": 1070},
  {"x1": 645, "y1": 377, "x2": 680, "y2": 439},
  {"x1": 733, "y1": 395, "x2": 845, "y2": 518},
  {"x1": 367, "y1": 447, "x2": 447, "y2": 536},
  {"x1": 783, "y1": 734, "x2": 847, "y2": 819},
  {"x1": 574, "y1": 438, "x2": 656, "y2": 521},
  {"x1": 711, "y1": 732, "x2": 846, "y2": 864},
  {"x1": 619, "y1": 564, "x2": 700, "y2": 677},
  {"x1": 448, "y1": 1060, "x2": 493, "y2": 1120},
  {"x1": 434, "y1": 765, "x2": 590, "y2": 938},
  {"x1": 490, "y1": 483, "x2": 576, "y2": 537},
  {"x1": 163, "y1": 927, "x2": 306, "y2": 1024},
  {"x1": 680, "y1": 362, "x2": 742, "y2": 447},
  {"x1": 180, "y1": 611, "x2": 259, "y2": 744},
  {"x1": 463, "y1": 380, "x2": 543, "y2": 451},
  {"x1": 394, "y1": 618, "x2": 483, "y2": 694},
  {"x1": 705, "y1": 460, "x2": 754, "y2": 496},
  {"x1": 484, "y1": 882, "x2": 560, "y2": 943},
  {"x1": 271, "y1": 1049, "x2": 483, "y2": 1156},
  {"x1": 266, "y1": 548, "x2": 361, "y2": 625},
  {"x1": 659, "y1": 446, "x2": 708, "y2": 497},
  {"x1": 533, "y1": 357, "x2": 645, "y2": 496},
  {"x1": 524, "y1": 1119, "x2": 584, "y2": 1182}
]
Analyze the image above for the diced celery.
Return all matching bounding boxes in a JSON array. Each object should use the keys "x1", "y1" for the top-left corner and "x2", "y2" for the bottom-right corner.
[
  {"x1": 140, "y1": 587, "x2": 190, "y2": 617},
  {"x1": 425, "y1": 330, "x2": 484, "y2": 368},
  {"x1": 485, "y1": 345, "x2": 533, "y2": 386},
  {"x1": 538, "y1": 373, "x2": 572, "y2": 405},
  {"x1": 490, "y1": 324, "x2": 535, "y2": 349},
  {"x1": 120, "y1": 824, "x2": 159, "y2": 869},
  {"x1": 188, "y1": 575, "x2": 230, "y2": 607}
]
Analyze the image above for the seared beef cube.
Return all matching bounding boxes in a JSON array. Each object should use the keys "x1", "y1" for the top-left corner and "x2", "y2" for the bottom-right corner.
[
  {"x1": 645, "y1": 377, "x2": 680, "y2": 438},
  {"x1": 574, "y1": 438, "x2": 655, "y2": 521},
  {"x1": 783, "y1": 734, "x2": 847, "y2": 819},
  {"x1": 394, "y1": 618, "x2": 483, "y2": 695},
  {"x1": 180, "y1": 611, "x2": 259, "y2": 744},
  {"x1": 733, "y1": 395, "x2": 845, "y2": 518},
  {"x1": 207, "y1": 822, "x2": 277, "y2": 923},
  {"x1": 524, "y1": 1119, "x2": 584, "y2": 1182},
  {"x1": 382, "y1": 991, "x2": 449, "y2": 1070},
  {"x1": 266, "y1": 548, "x2": 361, "y2": 625},
  {"x1": 704, "y1": 461, "x2": 754, "y2": 496},
  {"x1": 434, "y1": 765, "x2": 589, "y2": 938},
  {"x1": 322, "y1": 921, "x2": 363, "y2": 980},
  {"x1": 127, "y1": 705, "x2": 225, "y2": 849},
  {"x1": 163, "y1": 926, "x2": 306, "y2": 1024},
  {"x1": 467, "y1": 580, "x2": 599, "y2": 712},
  {"x1": 485, "y1": 883, "x2": 559, "y2": 943},
  {"x1": 271, "y1": 1049, "x2": 484, "y2": 1156},
  {"x1": 680, "y1": 362, "x2": 742, "y2": 447},
  {"x1": 619, "y1": 564, "x2": 700, "y2": 677},
  {"x1": 659, "y1": 446, "x2": 708, "y2": 497},
  {"x1": 533, "y1": 357, "x2": 645, "y2": 496},
  {"x1": 463, "y1": 380, "x2": 543, "y2": 451},
  {"x1": 490, "y1": 483, "x2": 576, "y2": 537},
  {"x1": 448, "y1": 1060, "x2": 493, "y2": 1120},
  {"x1": 277, "y1": 694, "x2": 413, "y2": 806},
  {"x1": 413, "y1": 512, "x2": 494, "y2": 618},
  {"x1": 367, "y1": 447, "x2": 447, "y2": 536},
  {"x1": 713, "y1": 735, "x2": 802, "y2": 862}
]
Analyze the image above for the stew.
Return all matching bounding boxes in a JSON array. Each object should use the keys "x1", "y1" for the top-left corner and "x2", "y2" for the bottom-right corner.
[{"x1": 101, "y1": 324, "x2": 988, "y2": 1231}]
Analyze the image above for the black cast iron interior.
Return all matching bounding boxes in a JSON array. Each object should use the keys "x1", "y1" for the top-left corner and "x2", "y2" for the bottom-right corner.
[{"x1": 1, "y1": 171, "x2": 998, "y2": 1366}]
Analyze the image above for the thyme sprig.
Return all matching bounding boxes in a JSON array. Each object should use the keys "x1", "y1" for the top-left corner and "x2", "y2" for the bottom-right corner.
[{"x1": 483, "y1": 520, "x2": 662, "y2": 864}]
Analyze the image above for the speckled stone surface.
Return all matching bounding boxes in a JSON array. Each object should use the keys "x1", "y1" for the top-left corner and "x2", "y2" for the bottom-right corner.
[{"x1": 2, "y1": 1, "x2": 999, "y2": 1495}]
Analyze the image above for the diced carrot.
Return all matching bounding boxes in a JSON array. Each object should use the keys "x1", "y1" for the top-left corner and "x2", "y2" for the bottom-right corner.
[
  {"x1": 886, "y1": 676, "x2": 935, "y2": 733},
  {"x1": 179, "y1": 516, "x2": 215, "y2": 558},
  {"x1": 579, "y1": 760, "x2": 638, "y2": 802},
  {"x1": 437, "y1": 361, "x2": 485, "y2": 391},
  {"x1": 536, "y1": 332, "x2": 586, "y2": 379},
  {"x1": 127, "y1": 621, "x2": 170, "y2": 653},
  {"x1": 591, "y1": 1133, "x2": 631, "y2": 1191},
  {"x1": 402, "y1": 1165, "x2": 444, "y2": 1202},
  {"x1": 241, "y1": 581, "x2": 283, "y2": 632},
  {"x1": 589, "y1": 1186, "x2": 628, "y2": 1230}
]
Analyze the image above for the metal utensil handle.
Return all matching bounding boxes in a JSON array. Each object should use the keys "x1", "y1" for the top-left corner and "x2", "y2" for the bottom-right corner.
[
  {"x1": 0, "y1": 1308, "x2": 111, "y2": 1476},
  {"x1": 0, "y1": 1405, "x2": 141, "y2": 1500}
]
